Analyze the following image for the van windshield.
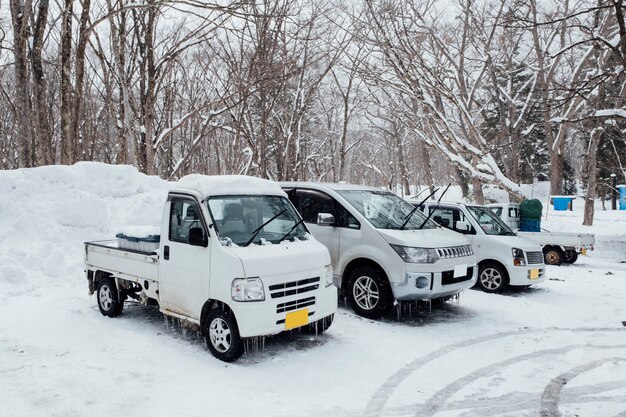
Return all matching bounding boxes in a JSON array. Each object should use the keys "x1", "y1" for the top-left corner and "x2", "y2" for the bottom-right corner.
[
  {"x1": 337, "y1": 190, "x2": 438, "y2": 230},
  {"x1": 467, "y1": 206, "x2": 515, "y2": 236},
  {"x1": 207, "y1": 195, "x2": 308, "y2": 246}
]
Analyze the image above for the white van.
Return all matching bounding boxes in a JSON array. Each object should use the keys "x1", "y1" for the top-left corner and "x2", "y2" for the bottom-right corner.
[
  {"x1": 281, "y1": 183, "x2": 477, "y2": 319},
  {"x1": 85, "y1": 175, "x2": 337, "y2": 362},
  {"x1": 416, "y1": 201, "x2": 546, "y2": 293}
]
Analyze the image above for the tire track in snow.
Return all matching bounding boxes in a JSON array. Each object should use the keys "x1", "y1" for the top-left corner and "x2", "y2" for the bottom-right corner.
[
  {"x1": 364, "y1": 327, "x2": 626, "y2": 417},
  {"x1": 540, "y1": 357, "x2": 626, "y2": 417}
]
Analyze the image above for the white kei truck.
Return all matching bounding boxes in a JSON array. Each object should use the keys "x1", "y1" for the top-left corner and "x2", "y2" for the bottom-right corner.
[
  {"x1": 85, "y1": 175, "x2": 337, "y2": 362},
  {"x1": 280, "y1": 183, "x2": 478, "y2": 319},
  {"x1": 416, "y1": 201, "x2": 547, "y2": 293},
  {"x1": 486, "y1": 202, "x2": 595, "y2": 265}
]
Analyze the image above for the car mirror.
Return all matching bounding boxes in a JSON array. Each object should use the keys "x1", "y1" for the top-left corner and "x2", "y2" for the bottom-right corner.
[
  {"x1": 455, "y1": 221, "x2": 470, "y2": 232},
  {"x1": 188, "y1": 227, "x2": 207, "y2": 247},
  {"x1": 317, "y1": 213, "x2": 335, "y2": 227}
]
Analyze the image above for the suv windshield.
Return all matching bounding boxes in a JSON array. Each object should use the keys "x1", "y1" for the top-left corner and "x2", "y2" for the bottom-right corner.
[
  {"x1": 207, "y1": 195, "x2": 308, "y2": 246},
  {"x1": 337, "y1": 190, "x2": 438, "y2": 230},
  {"x1": 467, "y1": 206, "x2": 515, "y2": 236}
]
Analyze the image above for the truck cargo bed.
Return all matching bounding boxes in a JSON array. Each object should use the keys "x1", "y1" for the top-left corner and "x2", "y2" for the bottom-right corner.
[{"x1": 85, "y1": 240, "x2": 159, "y2": 282}]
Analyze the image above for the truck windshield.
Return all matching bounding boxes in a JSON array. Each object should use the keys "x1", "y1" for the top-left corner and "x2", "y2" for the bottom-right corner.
[
  {"x1": 337, "y1": 190, "x2": 438, "y2": 230},
  {"x1": 467, "y1": 206, "x2": 515, "y2": 236},
  {"x1": 207, "y1": 195, "x2": 308, "y2": 246}
]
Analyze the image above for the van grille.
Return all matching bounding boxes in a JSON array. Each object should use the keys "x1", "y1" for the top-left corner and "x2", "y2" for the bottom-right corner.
[
  {"x1": 436, "y1": 245, "x2": 473, "y2": 259},
  {"x1": 269, "y1": 277, "x2": 320, "y2": 299},
  {"x1": 276, "y1": 296, "x2": 316, "y2": 314},
  {"x1": 526, "y1": 251, "x2": 544, "y2": 264}
]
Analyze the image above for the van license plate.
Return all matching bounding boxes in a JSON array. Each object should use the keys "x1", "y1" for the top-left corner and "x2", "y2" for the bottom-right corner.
[
  {"x1": 453, "y1": 264, "x2": 467, "y2": 278},
  {"x1": 285, "y1": 308, "x2": 309, "y2": 330},
  {"x1": 529, "y1": 269, "x2": 539, "y2": 280}
]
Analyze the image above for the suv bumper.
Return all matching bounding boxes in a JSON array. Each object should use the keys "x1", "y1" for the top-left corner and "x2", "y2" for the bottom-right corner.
[{"x1": 390, "y1": 262, "x2": 478, "y2": 301}]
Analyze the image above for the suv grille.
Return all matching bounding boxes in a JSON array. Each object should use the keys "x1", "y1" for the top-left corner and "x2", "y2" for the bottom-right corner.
[
  {"x1": 442, "y1": 267, "x2": 474, "y2": 285},
  {"x1": 526, "y1": 251, "x2": 544, "y2": 264},
  {"x1": 436, "y1": 245, "x2": 473, "y2": 259},
  {"x1": 269, "y1": 277, "x2": 320, "y2": 299}
]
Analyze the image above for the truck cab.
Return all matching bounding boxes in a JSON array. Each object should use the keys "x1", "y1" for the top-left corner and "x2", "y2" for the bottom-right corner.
[
  {"x1": 85, "y1": 175, "x2": 337, "y2": 362},
  {"x1": 415, "y1": 201, "x2": 546, "y2": 293},
  {"x1": 486, "y1": 202, "x2": 520, "y2": 231},
  {"x1": 280, "y1": 182, "x2": 478, "y2": 319}
]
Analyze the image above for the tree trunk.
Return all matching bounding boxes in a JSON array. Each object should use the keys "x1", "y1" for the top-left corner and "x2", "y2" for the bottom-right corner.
[
  {"x1": 60, "y1": 0, "x2": 74, "y2": 164},
  {"x1": 549, "y1": 151, "x2": 564, "y2": 195},
  {"x1": 32, "y1": 0, "x2": 52, "y2": 165},
  {"x1": 583, "y1": 128, "x2": 602, "y2": 226}
]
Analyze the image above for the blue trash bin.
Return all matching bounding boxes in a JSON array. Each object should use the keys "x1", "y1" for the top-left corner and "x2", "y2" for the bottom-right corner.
[
  {"x1": 618, "y1": 185, "x2": 626, "y2": 210},
  {"x1": 552, "y1": 196, "x2": 573, "y2": 211}
]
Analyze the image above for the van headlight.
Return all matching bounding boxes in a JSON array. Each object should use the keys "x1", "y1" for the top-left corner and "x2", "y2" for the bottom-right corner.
[
  {"x1": 390, "y1": 244, "x2": 439, "y2": 263},
  {"x1": 511, "y1": 248, "x2": 526, "y2": 266},
  {"x1": 324, "y1": 265, "x2": 334, "y2": 287},
  {"x1": 232, "y1": 277, "x2": 265, "y2": 302}
]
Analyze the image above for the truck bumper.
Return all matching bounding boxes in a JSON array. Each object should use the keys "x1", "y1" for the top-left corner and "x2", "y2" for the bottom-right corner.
[
  {"x1": 231, "y1": 284, "x2": 338, "y2": 338},
  {"x1": 390, "y1": 262, "x2": 478, "y2": 301},
  {"x1": 508, "y1": 265, "x2": 546, "y2": 286}
]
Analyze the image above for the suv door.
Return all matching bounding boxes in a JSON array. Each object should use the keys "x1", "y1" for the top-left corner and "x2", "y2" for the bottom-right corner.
[{"x1": 160, "y1": 195, "x2": 210, "y2": 318}]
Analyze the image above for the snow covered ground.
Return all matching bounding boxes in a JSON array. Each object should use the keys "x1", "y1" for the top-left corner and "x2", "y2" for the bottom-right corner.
[{"x1": 1, "y1": 163, "x2": 625, "y2": 417}]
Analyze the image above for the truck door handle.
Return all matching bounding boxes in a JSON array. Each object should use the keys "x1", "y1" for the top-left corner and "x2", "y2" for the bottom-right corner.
[{"x1": 164, "y1": 245, "x2": 170, "y2": 260}]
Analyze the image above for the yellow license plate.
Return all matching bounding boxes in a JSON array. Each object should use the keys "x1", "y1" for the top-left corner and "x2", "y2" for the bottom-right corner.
[
  {"x1": 285, "y1": 308, "x2": 309, "y2": 330},
  {"x1": 529, "y1": 269, "x2": 539, "y2": 280},
  {"x1": 582, "y1": 248, "x2": 587, "y2": 256}
]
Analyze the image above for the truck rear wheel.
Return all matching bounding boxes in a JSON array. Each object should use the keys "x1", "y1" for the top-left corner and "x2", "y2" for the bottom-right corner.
[
  {"x1": 97, "y1": 277, "x2": 124, "y2": 317},
  {"x1": 543, "y1": 246, "x2": 564, "y2": 265},
  {"x1": 204, "y1": 309, "x2": 244, "y2": 362},
  {"x1": 563, "y1": 250, "x2": 578, "y2": 264},
  {"x1": 478, "y1": 263, "x2": 509, "y2": 293},
  {"x1": 347, "y1": 266, "x2": 393, "y2": 319}
]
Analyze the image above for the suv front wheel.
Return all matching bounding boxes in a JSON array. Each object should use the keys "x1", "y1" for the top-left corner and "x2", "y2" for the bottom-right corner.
[{"x1": 346, "y1": 265, "x2": 393, "y2": 319}]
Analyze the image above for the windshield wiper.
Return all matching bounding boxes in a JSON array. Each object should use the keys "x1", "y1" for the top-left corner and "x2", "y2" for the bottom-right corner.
[
  {"x1": 277, "y1": 218, "x2": 306, "y2": 243},
  {"x1": 399, "y1": 187, "x2": 440, "y2": 230},
  {"x1": 418, "y1": 183, "x2": 451, "y2": 229},
  {"x1": 244, "y1": 209, "x2": 287, "y2": 247}
]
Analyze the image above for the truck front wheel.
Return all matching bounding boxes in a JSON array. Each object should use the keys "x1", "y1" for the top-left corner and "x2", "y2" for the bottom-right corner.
[
  {"x1": 347, "y1": 266, "x2": 393, "y2": 319},
  {"x1": 204, "y1": 309, "x2": 244, "y2": 362},
  {"x1": 97, "y1": 277, "x2": 124, "y2": 317}
]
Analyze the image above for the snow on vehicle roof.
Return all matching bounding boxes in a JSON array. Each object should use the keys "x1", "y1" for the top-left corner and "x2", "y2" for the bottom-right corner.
[
  {"x1": 280, "y1": 181, "x2": 384, "y2": 192},
  {"x1": 174, "y1": 174, "x2": 286, "y2": 197}
]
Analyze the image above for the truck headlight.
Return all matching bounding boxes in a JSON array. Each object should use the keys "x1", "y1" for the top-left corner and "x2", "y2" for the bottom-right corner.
[
  {"x1": 232, "y1": 277, "x2": 265, "y2": 302},
  {"x1": 512, "y1": 248, "x2": 526, "y2": 266},
  {"x1": 324, "y1": 265, "x2": 334, "y2": 287},
  {"x1": 390, "y1": 244, "x2": 439, "y2": 263}
]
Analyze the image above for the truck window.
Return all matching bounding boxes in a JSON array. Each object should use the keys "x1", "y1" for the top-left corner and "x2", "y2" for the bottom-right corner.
[
  {"x1": 169, "y1": 198, "x2": 207, "y2": 244},
  {"x1": 294, "y1": 189, "x2": 359, "y2": 229}
]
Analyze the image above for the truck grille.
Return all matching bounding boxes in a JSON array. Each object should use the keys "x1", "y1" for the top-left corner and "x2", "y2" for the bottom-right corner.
[
  {"x1": 436, "y1": 245, "x2": 473, "y2": 259},
  {"x1": 526, "y1": 251, "x2": 544, "y2": 264},
  {"x1": 441, "y1": 267, "x2": 474, "y2": 285},
  {"x1": 276, "y1": 296, "x2": 316, "y2": 314},
  {"x1": 269, "y1": 277, "x2": 320, "y2": 299}
]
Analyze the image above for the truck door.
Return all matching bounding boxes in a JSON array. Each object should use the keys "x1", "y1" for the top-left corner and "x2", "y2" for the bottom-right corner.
[{"x1": 159, "y1": 195, "x2": 210, "y2": 318}]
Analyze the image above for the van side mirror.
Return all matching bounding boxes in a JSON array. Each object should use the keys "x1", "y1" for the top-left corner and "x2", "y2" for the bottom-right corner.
[
  {"x1": 317, "y1": 213, "x2": 335, "y2": 227},
  {"x1": 188, "y1": 227, "x2": 208, "y2": 247},
  {"x1": 455, "y1": 221, "x2": 470, "y2": 232}
]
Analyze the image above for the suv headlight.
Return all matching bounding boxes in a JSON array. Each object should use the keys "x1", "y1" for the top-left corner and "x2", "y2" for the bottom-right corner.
[
  {"x1": 390, "y1": 244, "x2": 439, "y2": 263},
  {"x1": 324, "y1": 265, "x2": 334, "y2": 287},
  {"x1": 511, "y1": 248, "x2": 526, "y2": 266},
  {"x1": 232, "y1": 277, "x2": 265, "y2": 301}
]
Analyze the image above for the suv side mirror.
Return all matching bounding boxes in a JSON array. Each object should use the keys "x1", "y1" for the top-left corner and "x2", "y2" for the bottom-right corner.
[
  {"x1": 188, "y1": 227, "x2": 208, "y2": 247},
  {"x1": 455, "y1": 221, "x2": 470, "y2": 232},
  {"x1": 317, "y1": 213, "x2": 335, "y2": 227}
]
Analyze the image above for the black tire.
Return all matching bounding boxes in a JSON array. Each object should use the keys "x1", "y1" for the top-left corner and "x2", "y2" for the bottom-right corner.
[
  {"x1": 303, "y1": 314, "x2": 334, "y2": 334},
  {"x1": 346, "y1": 265, "x2": 394, "y2": 319},
  {"x1": 543, "y1": 246, "x2": 565, "y2": 266},
  {"x1": 204, "y1": 308, "x2": 244, "y2": 362},
  {"x1": 97, "y1": 277, "x2": 124, "y2": 317},
  {"x1": 477, "y1": 263, "x2": 509, "y2": 293},
  {"x1": 563, "y1": 250, "x2": 578, "y2": 264}
]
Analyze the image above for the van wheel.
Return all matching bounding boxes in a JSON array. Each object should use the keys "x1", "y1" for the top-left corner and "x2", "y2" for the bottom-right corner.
[
  {"x1": 204, "y1": 309, "x2": 244, "y2": 362},
  {"x1": 543, "y1": 246, "x2": 564, "y2": 265},
  {"x1": 97, "y1": 277, "x2": 124, "y2": 317},
  {"x1": 478, "y1": 263, "x2": 509, "y2": 293},
  {"x1": 347, "y1": 266, "x2": 393, "y2": 319},
  {"x1": 563, "y1": 250, "x2": 578, "y2": 264}
]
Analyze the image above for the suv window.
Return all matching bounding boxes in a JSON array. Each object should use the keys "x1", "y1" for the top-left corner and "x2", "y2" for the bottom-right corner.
[
  {"x1": 169, "y1": 198, "x2": 207, "y2": 244},
  {"x1": 429, "y1": 206, "x2": 474, "y2": 234},
  {"x1": 289, "y1": 189, "x2": 359, "y2": 229}
]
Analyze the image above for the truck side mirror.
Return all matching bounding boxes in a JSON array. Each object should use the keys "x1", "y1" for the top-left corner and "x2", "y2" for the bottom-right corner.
[
  {"x1": 455, "y1": 221, "x2": 470, "y2": 232},
  {"x1": 188, "y1": 227, "x2": 208, "y2": 247},
  {"x1": 317, "y1": 213, "x2": 335, "y2": 227}
]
